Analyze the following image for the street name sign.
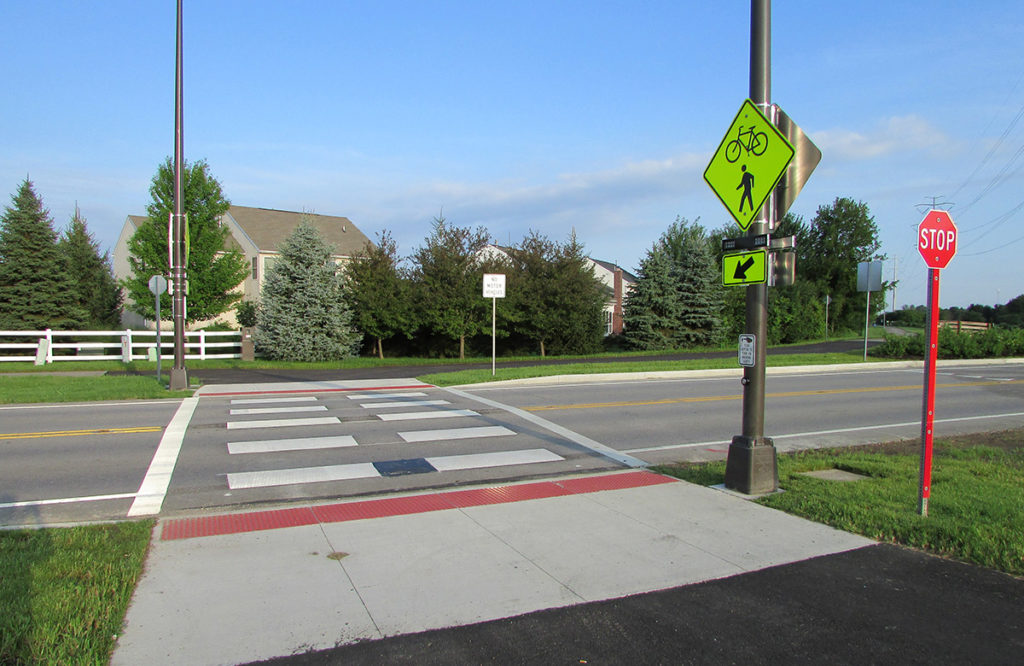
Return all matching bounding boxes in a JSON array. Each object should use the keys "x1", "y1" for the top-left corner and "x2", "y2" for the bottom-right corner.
[
  {"x1": 918, "y1": 210, "x2": 957, "y2": 269},
  {"x1": 704, "y1": 99, "x2": 794, "y2": 231},
  {"x1": 722, "y1": 249, "x2": 768, "y2": 287}
]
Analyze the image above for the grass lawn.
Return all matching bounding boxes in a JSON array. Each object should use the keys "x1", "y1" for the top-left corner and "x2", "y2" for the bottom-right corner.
[
  {"x1": 0, "y1": 374, "x2": 193, "y2": 404},
  {"x1": 654, "y1": 429, "x2": 1024, "y2": 577},
  {"x1": 423, "y1": 351, "x2": 868, "y2": 386},
  {"x1": 0, "y1": 520, "x2": 153, "y2": 665}
]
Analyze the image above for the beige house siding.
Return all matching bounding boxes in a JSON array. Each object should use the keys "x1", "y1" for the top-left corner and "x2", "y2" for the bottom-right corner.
[{"x1": 112, "y1": 206, "x2": 372, "y2": 330}]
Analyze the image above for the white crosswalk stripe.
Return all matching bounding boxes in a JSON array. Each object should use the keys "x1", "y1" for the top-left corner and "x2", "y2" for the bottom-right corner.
[
  {"x1": 229, "y1": 405, "x2": 328, "y2": 416},
  {"x1": 377, "y1": 409, "x2": 478, "y2": 421},
  {"x1": 359, "y1": 399, "x2": 450, "y2": 409},
  {"x1": 226, "y1": 416, "x2": 341, "y2": 430},
  {"x1": 228, "y1": 435, "x2": 358, "y2": 455},
  {"x1": 398, "y1": 425, "x2": 515, "y2": 443}
]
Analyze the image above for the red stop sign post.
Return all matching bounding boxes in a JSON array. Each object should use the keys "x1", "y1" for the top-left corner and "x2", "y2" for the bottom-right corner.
[{"x1": 917, "y1": 210, "x2": 958, "y2": 516}]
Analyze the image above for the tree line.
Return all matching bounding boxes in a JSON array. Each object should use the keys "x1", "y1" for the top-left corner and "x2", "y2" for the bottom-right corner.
[
  {"x1": 1, "y1": 159, "x2": 896, "y2": 361},
  {"x1": 250, "y1": 215, "x2": 609, "y2": 361},
  {"x1": 0, "y1": 179, "x2": 121, "y2": 331}
]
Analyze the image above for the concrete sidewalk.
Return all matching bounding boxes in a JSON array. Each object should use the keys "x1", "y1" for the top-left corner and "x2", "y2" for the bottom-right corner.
[{"x1": 112, "y1": 471, "x2": 871, "y2": 665}]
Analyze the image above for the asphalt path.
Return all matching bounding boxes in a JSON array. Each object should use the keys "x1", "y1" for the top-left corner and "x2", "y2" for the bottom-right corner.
[
  {"x1": 187, "y1": 339, "x2": 874, "y2": 385},
  {"x1": 254, "y1": 543, "x2": 1024, "y2": 665}
]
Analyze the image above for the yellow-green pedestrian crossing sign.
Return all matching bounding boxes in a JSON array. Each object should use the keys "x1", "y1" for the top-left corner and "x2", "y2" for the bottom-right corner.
[{"x1": 704, "y1": 99, "x2": 794, "y2": 231}]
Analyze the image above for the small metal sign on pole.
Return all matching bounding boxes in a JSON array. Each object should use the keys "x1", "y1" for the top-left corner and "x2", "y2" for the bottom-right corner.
[
  {"x1": 148, "y1": 275, "x2": 168, "y2": 381},
  {"x1": 482, "y1": 274, "x2": 506, "y2": 377},
  {"x1": 857, "y1": 261, "x2": 883, "y2": 361}
]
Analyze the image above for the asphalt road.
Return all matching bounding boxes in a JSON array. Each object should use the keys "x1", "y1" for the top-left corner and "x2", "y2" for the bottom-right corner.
[{"x1": 3, "y1": 358, "x2": 1021, "y2": 528}]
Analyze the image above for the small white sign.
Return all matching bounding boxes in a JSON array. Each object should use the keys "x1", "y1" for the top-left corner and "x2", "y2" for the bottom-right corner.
[
  {"x1": 738, "y1": 334, "x2": 756, "y2": 367},
  {"x1": 483, "y1": 273, "x2": 506, "y2": 298}
]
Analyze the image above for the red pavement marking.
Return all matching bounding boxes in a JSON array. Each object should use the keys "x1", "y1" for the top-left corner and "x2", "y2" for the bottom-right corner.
[
  {"x1": 160, "y1": 471, "x2": 678, "y2": 541},
  {"x1": 199, "y1": 384, "x2": 433, "y2": 398}
]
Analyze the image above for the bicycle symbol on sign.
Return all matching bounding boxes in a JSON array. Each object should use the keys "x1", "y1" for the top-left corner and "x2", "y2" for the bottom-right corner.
[{"x1": 725, "y1": 125, "x2": 768, "y2": 163}]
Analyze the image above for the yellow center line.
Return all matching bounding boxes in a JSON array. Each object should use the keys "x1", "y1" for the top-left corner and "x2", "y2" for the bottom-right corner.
[
  {"x1": 523, "y1": 379, "x2": 1020, "y2": 412},
  {"x1": 0, "y1": 426, "x2": 164, "y2": 441}
]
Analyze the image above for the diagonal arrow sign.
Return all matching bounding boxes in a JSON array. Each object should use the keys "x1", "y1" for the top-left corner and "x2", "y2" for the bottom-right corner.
[
  {"x1": 733, "y1": 257, "x2": 756, "y2": 280},
  {"x1": 722, "y1": 249, "x2": 767, "y2": 287}
]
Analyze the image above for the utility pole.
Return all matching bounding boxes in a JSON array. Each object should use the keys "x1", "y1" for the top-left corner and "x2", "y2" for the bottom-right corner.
[
  {"x1": 169, "y1": 0, "x2": 188, "y2": 391},
  {"x1": 724, "y1": 0, "x2": 779, "y2": 494}
]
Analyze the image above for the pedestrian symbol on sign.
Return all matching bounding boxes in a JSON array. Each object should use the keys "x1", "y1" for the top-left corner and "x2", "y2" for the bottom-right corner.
[
  {"x1": 738, "y1": 165, "x2": 755, "y2": 213},
  {"x1": 704, "y1": 99, "x2": 794, "y2": 231}
]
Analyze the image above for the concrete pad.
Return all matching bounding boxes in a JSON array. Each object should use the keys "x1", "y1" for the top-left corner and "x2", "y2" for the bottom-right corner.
[
  {"x1": 320, "y1": 509, "x2": 582, "y2": 637},
  {"x1": 462, "y1": 493, "x2": 743, "y2": 601},
  {"x1": 581, "y1": 481, "x2": 873, "y2": 570},
  {"x1": 112, "y1": 524, "x2": 379, "y2": 665}
]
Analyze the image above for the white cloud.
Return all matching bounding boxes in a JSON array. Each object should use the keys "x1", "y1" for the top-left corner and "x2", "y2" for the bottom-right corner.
[{"x1": 811, "y1": 115, "x2": 954, "y2": 161}]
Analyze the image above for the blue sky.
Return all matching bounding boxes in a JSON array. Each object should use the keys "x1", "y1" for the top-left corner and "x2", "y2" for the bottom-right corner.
[{"x1": 3, "y1": 1, "x2": 1023, "y2": 309}]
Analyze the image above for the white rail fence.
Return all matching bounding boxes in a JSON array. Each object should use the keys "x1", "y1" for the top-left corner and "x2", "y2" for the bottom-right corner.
[{"x1": 0, "y1": 329, "x2": 241, "y2": 364}]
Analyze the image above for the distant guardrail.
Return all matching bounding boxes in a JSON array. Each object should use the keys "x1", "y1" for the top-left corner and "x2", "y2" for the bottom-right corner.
[{"x1": 0, "y1": 329, "x2": 241, "y2": 364}]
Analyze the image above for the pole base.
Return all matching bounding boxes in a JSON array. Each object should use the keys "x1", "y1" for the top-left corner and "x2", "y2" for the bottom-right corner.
[
  {"x1": 725, "y1": 436, "x2": 778, "y2": 494},
  {"x1": 169, "y1": 368, "x2": 189, "y2": 391}
]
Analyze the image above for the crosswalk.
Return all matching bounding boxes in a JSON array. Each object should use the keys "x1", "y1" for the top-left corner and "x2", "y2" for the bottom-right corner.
[{"x1": 215, "y1": 386, "x2": 568, "y2": 492}]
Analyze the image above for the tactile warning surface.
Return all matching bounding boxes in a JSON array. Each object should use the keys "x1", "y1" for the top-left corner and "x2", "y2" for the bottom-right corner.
[{"x1": 161, "y1": 471, "x2": 677, "y2": 540}]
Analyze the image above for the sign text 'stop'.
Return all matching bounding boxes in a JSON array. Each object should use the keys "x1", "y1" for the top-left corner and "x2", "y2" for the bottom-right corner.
[{"x1": 917, "y1": 210, "x2": 957, "y2": 270}]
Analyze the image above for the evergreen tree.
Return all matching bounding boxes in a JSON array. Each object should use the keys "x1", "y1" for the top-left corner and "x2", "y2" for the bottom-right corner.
[
  {"x1": 0, "y1": 179, "x2": 87, "y2": 330},
  {"x1": 256, "y1": 219, "x2": 360, "y2": 361},
  {"x1": 344, "y1": 230, "x2": 414, "y2": 358},
  {"x1": 122, "y1": 159, "x2": 248, "y2": 323},
  {"x1": 622, "y1": 245, "x2": 685, "y2": 350},
  {"x1": 623, "y1": 217, "x2": 722, "y2": 350},
  {"x1": 410, "y1": 216, "x2": 491, "y2": 359},
  {"x1": 60, "y1": 207, "x2": 122, "y2": 328}
]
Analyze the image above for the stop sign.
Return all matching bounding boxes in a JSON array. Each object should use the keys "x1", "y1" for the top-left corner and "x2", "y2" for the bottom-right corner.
[{"x1": 918, "y1": 210, "x2": 957, "y2": 269}]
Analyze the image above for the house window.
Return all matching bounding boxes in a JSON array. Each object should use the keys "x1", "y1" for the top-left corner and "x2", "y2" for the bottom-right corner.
[
  {"x1": 605, "y1": 309, "x2": 613, "y2": 336},
  {"x1": 251, "y1": 257, "x2": 258, "y2": 280}
]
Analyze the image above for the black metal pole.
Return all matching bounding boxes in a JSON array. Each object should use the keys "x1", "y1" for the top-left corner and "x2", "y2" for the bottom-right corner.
[
  {"x1": 169, "y1": 0, "x2": 188, "y2": 390},
  {"x1": 724, "y1": 0, "x2": 779, "y2": 494}
]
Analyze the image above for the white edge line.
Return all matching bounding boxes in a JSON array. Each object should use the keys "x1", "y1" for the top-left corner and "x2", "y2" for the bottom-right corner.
[
  {"x1": 126, "y1": 397, "x2": 199, "y2": 517},
  {"x1": 0, "y1": 492, "x2": 136, "y2": 510},
  {"x1": 442, "y1": 386, "x2": 647, "y2": 468},
  {"x1": 623, "y1": 411, "x2": 1024, "y2": 454}
]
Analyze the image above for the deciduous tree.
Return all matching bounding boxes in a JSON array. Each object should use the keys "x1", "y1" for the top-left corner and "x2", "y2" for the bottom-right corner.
[
  {"x1": 345, "y1": 230, "x2": 414, "y2": 358},
  {"x1": 410, "y1": 216, "x2": 492, "y2": 359},
  {"x1": 122, "y1": 159, "x2": 248, "y2": 324}
]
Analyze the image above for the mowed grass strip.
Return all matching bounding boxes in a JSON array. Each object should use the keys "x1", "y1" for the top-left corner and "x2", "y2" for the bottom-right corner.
[
  {"x1": 0, "y1": 375, "x2": 192, "y2": 404},
  {"x1": 654, "y1": 429, "x2": 1024, "y2": 577},
  {"x1": 421, "y1": 352, "x2": 865, "y2": 386},
  {"x1": 0, "y1": 520, "x2": 153, "y2": 665}
]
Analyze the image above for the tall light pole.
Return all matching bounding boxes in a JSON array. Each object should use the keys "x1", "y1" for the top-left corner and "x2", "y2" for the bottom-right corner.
[
  {"x1": 169, "y1": 0, "x2": 188, "y2": 391},
  {"x1": 724, "y1": 0, "x2": 779, "y2": 494}
]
